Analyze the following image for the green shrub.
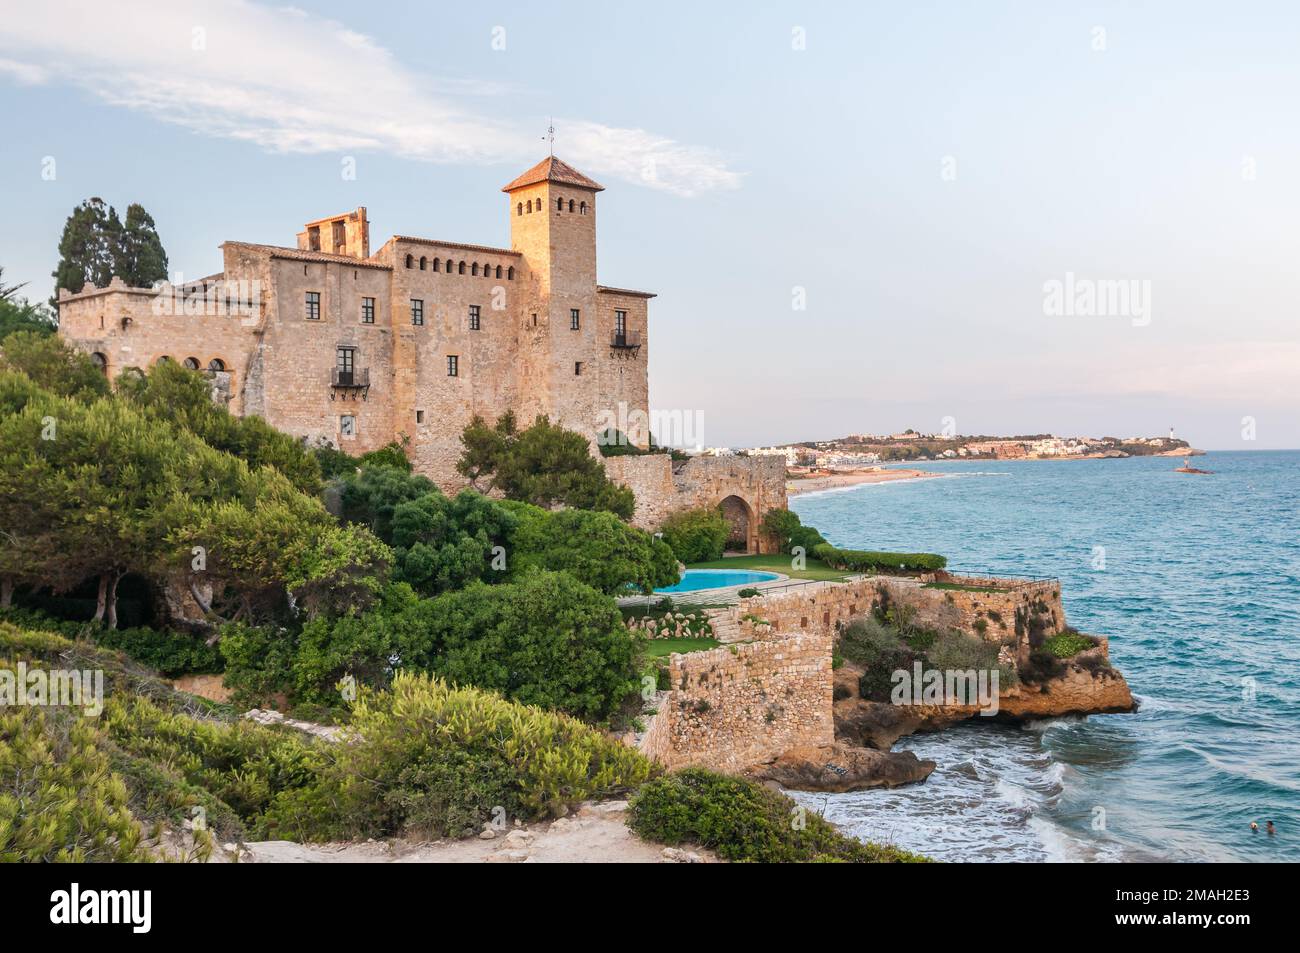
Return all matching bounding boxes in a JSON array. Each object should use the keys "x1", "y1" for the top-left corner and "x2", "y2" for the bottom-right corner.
[
  {"x1": 504, "y1": 502, "x2": 678, "y2": 594},
  {"x1": 628, "y1": 768, "x2": 926, "y2": 863},
  {"x1": 1043, "y1": 630, "x2": 1096, "y2": 659},
  {"x1": 262, "y1": 672, "x2": 655, "y2": 841},
  {"x1": 839, "y1": 617, "x2": 916, "y2": 701},
  {"x1": 395, "y1": 570, "x2": 641, "y2": 722},
  {"x1": 660, "y1": 507, "x2": 728, "y2": 563},
  {"x1": 0, "y1": 706, "x2": 151, "y2": 862},
  {"x1": 788, "y1": 524, "x2": 828, "y2": 554},
  {"x1": 102, "y1": 694, "x2": 323, "y2": 826},
  {"x1": 0, "y1": 607, "x2": 222, "y2": 677},
  {"x1": 737, "y1": 587, "x2": 761, "y2": 598},
  {"x1": 812, "y1": 543, "x2": 946, "y2": 574},
  {"x1": 359, "y1": 441, "x2": 412, "y2": 472}
]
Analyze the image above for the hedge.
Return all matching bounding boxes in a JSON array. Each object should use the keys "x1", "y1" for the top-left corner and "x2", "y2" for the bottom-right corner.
[
  {"x1": 628, "y1": 768, "x2": 927, "y2": 863},
  {"x1": 812, "y1": 543, "x2": 946, "y2": 574}
]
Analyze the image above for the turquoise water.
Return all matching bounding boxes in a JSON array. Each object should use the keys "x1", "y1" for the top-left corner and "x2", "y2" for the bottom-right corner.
[
  {"x1": 655, "y1": 569, "x2": 779, "y2": 593},
  {"x1": 789, "y1": 451, "x2": 1299, "y2": 862}
]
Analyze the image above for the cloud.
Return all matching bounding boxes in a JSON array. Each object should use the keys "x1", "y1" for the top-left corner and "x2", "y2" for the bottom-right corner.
[{"x1": 0, "y1": 0, "x2": 740, "y2": 196}]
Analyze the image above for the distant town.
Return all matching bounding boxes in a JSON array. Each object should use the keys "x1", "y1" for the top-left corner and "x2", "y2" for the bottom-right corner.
[{"x1": 699, "y1": 430, "x2": 1202, "y2": 467}]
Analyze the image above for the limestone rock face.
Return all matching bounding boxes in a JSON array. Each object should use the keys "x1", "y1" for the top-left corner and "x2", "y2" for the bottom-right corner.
[
  {"x1": 833, "y1": 660, "x2": 1137, "y2": 750},
  {"x1": 747, "y1": 742, "x2": 935, "y2": 792},
  {"x1": 834, "y1": 698, "x2": 970, "y2": 750},
  {"x1": 998, "y1": 666, "x2": 1136, "y2": 719}
]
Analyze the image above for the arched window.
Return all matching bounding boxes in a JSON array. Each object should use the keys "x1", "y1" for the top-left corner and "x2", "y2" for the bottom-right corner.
[
  {"x1": 91, "y1": 352, "x2": 108, "y2": 375},
  {"x1": 445, "y1": 259, "x2": 453, "y2": 273},
  {"x1": 471, "y1": 263, "x2": 479, "y2": 276},
  {"x1": 156, "y1": 355, "x2": 172, "y2": 364},
  {"x1": 507, "y1": 266, "x2": 515, "y2": 280},
  {"x1": 458, "y1": 261, "x2": 466, "y2": 275},
  {"x1": 482, "y1": 262, "x2": 490, "y2": 276},
  {"x1": 419, "y1": 256, "x2": 427, "y2": 270},
  {"x1": 579, "y1": 201, "x2": 587, "y2": 215},
  {"x1": 433, "y1": 258, "x2": 440, "y2": 271},
  {"x1": 568, "y1": 199, "x2": 575, "y2": 212},
  {"x1": 405, "y1": 254, "x2": 414, "y2": 268},
  {"x1": 495, "y1": 265, "x2": 503, "y2": 279},
  {"x1": 557, "y1": 197, "x2": 564, "y2": 211},
  {"x1": 183, "y1": 357, "x2": 200, "y2": 370},
  {"x1": 208, "y1": 358, "x2": 226, "y2": 372},
  {"x1": 517, "y1": 203, "x2": 523, "y2": 216}
]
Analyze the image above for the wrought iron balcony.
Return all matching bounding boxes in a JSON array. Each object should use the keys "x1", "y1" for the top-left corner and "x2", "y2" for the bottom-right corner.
[
  {"x1": 330, "y1": 366, "x2": 370, "y2": 400},
  {"x1": 610, "y1": 330, "x2": 641, "y2": 353}
]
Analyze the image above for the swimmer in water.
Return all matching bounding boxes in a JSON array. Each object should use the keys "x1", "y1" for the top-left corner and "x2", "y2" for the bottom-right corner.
[
  {"x1": 1251, "y1": 821, "x2": 1259, "y2": 832},
  {"x1": 1266, "y1": 821, "x2": 1276, "y2": 836}
]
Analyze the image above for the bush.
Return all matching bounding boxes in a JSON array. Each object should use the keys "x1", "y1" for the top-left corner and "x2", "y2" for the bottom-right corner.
[
  {"x1": 812, "y1": 543, "x2": 946, "y2": 574},
  {"x1": 628, "y1": 768, "x2": 926, "y2": 863},
  {"x1": 660, "y1": 507, "x2": 728, "y2": 564},
  {"x1": 262, "y1": 673, "x2": 655, "y2": 841},
  {"x1": 0, "y1": 606, "x2": 223, "y2": 678},
  {"x1": 759, "y1": 508, "x2": 802, "y2": 551},
  {"x1": 504, "y1": 502, "x2": 678, "y2": 594},
  {"x1": 0, "y1": 706, "x2": 151, "y2": 862},
  {"x1": 839, "y1": 617, "x2": 916, "y2": 701},
  {"x1": 737, "y1": 587, "x2": 760, "y2": 598},
  {"x1": 1043, "y1": 630, "x2": 1096, "y2": 659},
  {"x1": 394, "y1": 570, "x2": 641, "y2": 722},
  {"x1": 788, "y1": 524, "x2": 827, "y2": 554}
]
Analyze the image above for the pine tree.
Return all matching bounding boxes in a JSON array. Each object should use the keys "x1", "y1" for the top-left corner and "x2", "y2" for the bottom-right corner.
[
  {"x1": 117, "y1": 203, "x2": 169, "y2": 288},
  {"x1": 50, "y1": 198, "x2": 121, "y2": 305},
  {"x1": 50, "y1": 199, "x2": 168, "y2": 307}
]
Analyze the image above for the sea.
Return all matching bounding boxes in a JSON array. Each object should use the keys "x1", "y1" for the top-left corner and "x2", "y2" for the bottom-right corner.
[{"x1": 787, "y1": 451, "x2": 1299, "y2": 862}]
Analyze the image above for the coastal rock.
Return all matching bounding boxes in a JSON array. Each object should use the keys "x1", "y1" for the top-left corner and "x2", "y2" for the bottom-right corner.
[
  {"x1": 833, "y1": 659, "x2": 1137, "y2": 749},
  {"x1": 998, "y1": 663, "x2": 1136, "y2": 719},
  {"x1": 747, "y1": 742, "x2": 935, "y2": 792},
  {"x1": 834, "y1": 698, "x2": 970, "y2": 750}
]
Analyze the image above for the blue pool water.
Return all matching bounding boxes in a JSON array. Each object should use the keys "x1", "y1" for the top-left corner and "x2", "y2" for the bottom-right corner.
[
  {"x1": 654, "y1": 569, "x2": 779, "y2": 593},
  {"x1": 788, "y1": 452, "x2": 1299, "y2": 862}
]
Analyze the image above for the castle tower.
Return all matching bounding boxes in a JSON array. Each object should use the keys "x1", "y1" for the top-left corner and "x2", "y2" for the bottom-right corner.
[{"x1": 502, "y1": 157, "x2": 612, "y2": 439}]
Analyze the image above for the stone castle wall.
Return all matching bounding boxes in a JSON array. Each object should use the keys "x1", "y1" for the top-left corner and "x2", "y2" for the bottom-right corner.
[
  {"x1": 56, "y1": 161, "x2": 656, "y2": 493},
  {"x1": 714, "y1": 575, "x2": 1064, "y2": 647},
  {"x1": 605, "y1": 453, "x2": 788, "y2": 550},
  {"x1": 639, "y1": 630, "x2": 834, "y2": 772}
]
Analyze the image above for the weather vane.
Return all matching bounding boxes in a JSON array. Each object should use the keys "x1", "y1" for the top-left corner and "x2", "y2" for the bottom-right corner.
[{"x1": 544, "y1": 118, "x2": 555, "y2": 156}]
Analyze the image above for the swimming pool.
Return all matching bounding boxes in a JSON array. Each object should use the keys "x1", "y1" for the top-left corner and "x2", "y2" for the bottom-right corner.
[{"x1": 653, "y1": 569, "x2": 780, "y2": 594}]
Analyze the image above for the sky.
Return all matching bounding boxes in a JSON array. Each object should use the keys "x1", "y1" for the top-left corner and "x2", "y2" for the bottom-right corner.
[{"x1": 1, "y1": 0, "x2": 1297, "y2": 450}]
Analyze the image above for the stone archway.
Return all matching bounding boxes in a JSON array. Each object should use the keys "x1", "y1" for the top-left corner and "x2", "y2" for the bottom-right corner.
[{"x1": 718, "y1": 494, "x2": 757, "y2": 553}]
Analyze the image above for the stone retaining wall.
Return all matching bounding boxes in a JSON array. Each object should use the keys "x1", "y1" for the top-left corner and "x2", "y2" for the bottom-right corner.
[
  {"x1": 638, "y1": 631, "x2": 833, "y2": 772},
  {"x1": 715, "y1": 575, "x2": 1065, "y2": 648}
]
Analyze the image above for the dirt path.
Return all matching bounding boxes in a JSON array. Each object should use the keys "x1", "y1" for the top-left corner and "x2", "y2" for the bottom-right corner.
[{"x1": 236, "y1": 801, "x2": 713, "y2": 864}]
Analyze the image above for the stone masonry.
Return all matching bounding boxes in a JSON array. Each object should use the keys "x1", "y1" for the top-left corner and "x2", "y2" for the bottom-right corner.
[
  {"x1": 604, "y1": 454, "x2": 788, "y2": 550},
  {"x1": 640, "y1": 572, "x2": 1069, "y2": 771},
  {"x1": 55, "y1": 156, "x2": 783, "y2": 544},
  {"x1": 639, "y1": 628, "x2": 834, "y2": 772}
]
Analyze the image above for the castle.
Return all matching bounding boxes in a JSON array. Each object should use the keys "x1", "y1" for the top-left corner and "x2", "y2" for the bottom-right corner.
[{"x1": 56, "y1": 156, "x2": 786, "y2": 550}]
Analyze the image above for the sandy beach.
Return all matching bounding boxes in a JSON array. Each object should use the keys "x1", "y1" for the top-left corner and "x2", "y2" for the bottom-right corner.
[{"x1": 786, "y1": 467, "x2": 942, "y2": 496}]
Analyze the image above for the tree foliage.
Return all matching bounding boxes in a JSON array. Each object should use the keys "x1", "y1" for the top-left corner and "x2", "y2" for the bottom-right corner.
[
  {"x1": 504, "y1": 502, "x2": 678, "y2": 594},
  {"x1": 50, "y1": 198, "x2": 168, "y2": 306},
  {"x1": 0, "y1": 342, "x2": 386, "y2": 630},
  {"x1": 660, "y1": 506, "x2": 729, "y2": 564},
  {"x1": 458, "y1": 412, "x2": 635, "y2": 519}
]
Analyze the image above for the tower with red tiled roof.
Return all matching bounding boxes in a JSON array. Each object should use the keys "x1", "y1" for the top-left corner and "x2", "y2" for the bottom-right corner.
[{"x1": 503, "y1": 156, "x2": 645, "y2": 445}]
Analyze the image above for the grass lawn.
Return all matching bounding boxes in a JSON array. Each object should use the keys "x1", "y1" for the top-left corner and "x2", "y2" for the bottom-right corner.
[
  {"x1": 645, "y1": 637, "x2": 720, "y2": 658},
  {"x1": 686, "y1": 553, "x2": 852, "y2": 582},
  {"x1": 922, "y1": 581, "x2": 1002, "y2": 594}
]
